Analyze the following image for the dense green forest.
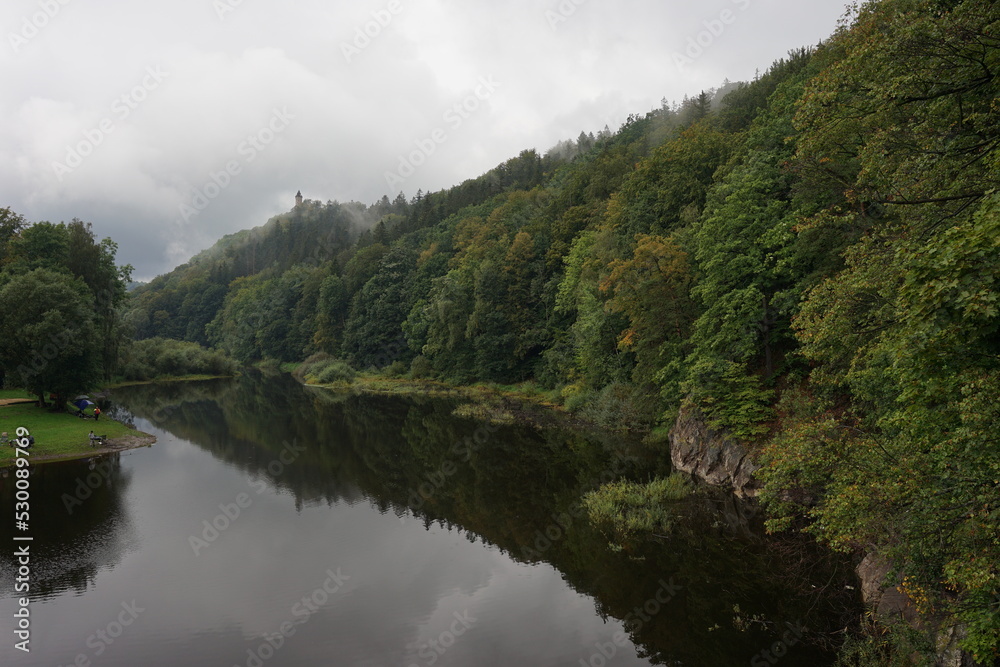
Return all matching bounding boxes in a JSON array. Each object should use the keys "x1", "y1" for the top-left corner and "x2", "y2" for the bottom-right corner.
[
  {"x1": 0, "y1": 211, "x2": 132, "y2": 404},
  {"x1": 0, "y1": 210, "x2": 237, "y2": 394},
  {"x1": 127, "y1": 0, "x2": 998, "y2": 661}
]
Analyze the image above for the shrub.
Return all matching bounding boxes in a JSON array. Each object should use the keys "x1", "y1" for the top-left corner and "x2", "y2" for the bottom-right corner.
[
  {"x1": 583, "y1": 474, "x2": 694, "y2": 542},
  {"x1": 257, "y1": 358, "x2": 281, "y2": 375},
  {"x1": 310, "y1": 359, "x2": 356, "y2": 385},
  {"x1": 561, "y1": 382, "x2": 589, "y2": 412},
  {"x1": 120, "y1": 338, "x2": 237, "y2": 381},
  {"x1": 410, "y1": 355, "x2": 434, "y2": 379},
  {"x1": 293, "y1": 353, "x2": 329, "y2": 382},
  {"x1": 577, "y1": 382, "x2": 660, "y2": 431},
  {"x1": 833, "y1": 620, "x2": 934, "y2": 667},
  {"x1": 384, "y1": 360, "x2": 408, "y2": 377}
]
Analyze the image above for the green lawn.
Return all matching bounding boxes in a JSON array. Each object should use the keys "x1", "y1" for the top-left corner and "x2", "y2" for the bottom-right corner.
[
  {"x1": 0, "y1": 389, "x2": 36, "y2": 401},
  {"x1": 0, "y1": 400, "x2": 139, "y2": 465}
]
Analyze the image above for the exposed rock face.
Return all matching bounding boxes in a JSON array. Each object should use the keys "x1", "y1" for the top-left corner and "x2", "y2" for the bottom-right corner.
[
  {"x1": 856, "y1": 553, "x2": 919, "y2": 621},
  {"x1": 668, "y1": 407, "x2": 983, "y2": 666},
  {"x1": 668, "y1": 405, "x2": 759, "y2": 499},
  {"x1": 856, "y1": 553, "x2": 983, "y2": 667}
]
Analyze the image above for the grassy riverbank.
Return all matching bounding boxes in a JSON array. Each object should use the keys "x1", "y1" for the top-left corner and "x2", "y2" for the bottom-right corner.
[
  {"x1": 300, "y1": 373, "x2": 594, "y2": 431},
  {"x1": 0, "y1": 390, "x2": 155, "y2": 466},
  {"x1": 104, "y1": 373, "x2": 235, "y2": 389},
  {"x1": 360, "y1": 376, "x2": 561, "y2": 406},
  {"x1": 289, "y1": 357, "x2": 666, "y2": 436},
  {"x1": 298, "y1": 371, "x2": 672, "y2": 442}
]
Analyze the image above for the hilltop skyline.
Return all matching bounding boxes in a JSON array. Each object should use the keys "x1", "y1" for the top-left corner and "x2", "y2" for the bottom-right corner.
[{"x1": 1, "y1": 0, "x2": 849, "y2": 280}]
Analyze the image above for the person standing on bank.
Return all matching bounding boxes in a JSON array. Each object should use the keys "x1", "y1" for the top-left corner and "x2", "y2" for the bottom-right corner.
[{"x1": 94, "y1": 406, "x2": 101, "y2": 421}]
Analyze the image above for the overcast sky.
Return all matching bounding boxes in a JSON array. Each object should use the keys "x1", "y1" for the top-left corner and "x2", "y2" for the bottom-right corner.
[{"x1": 1, "y1": 0, "x2": 850, "y2": 281}]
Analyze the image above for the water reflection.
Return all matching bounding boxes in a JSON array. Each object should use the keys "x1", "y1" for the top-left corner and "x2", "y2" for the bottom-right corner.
[
  {"x1": 110, "y1": 374, "x2": 857, "y2": 665},
  {"x1": 0, "y1": 453, "x2": 137, "y2": 601}
]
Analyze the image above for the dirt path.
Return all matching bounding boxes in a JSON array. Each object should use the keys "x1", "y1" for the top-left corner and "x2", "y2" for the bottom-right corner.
[{"x1": 0, "y1": 398, "x2": 35, "y2": 407}]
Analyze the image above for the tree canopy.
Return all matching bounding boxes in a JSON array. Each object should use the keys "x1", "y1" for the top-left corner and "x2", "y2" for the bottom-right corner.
[
  {"x1": 125, "y1": 0, "x2": 1000, "y2": 659},
  {"x1": 0, "y1": 218, "x2": 132, "y2": 402}
]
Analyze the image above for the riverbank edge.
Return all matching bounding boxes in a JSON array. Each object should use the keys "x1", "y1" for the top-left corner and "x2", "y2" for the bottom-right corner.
[
  {"x1": 668, "y1": 404, "x2": 978, "y2": 666},
  {"x1": 0, "y1": 375, "x2": 225, "y2": 468},
  {"x1": 309, "y1": 374, "x2": 972, "y2": 663},
  {"x1": 102, "y1": 373, "x2": 238, "y2": 389},
  {"x1": 22, "y1": 431, "x2": 156, "y2": 465},
  {"x1": 9, "y1": 432, "x2": 158, "y2": 467},
  {"x1": 301, "y1": 375, "x2": 614, "y2": 433}
]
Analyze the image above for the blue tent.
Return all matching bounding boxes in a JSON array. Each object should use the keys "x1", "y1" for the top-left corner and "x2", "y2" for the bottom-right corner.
[{"x1": 73, "y1": 399, "x2": 94, "y2": 411}]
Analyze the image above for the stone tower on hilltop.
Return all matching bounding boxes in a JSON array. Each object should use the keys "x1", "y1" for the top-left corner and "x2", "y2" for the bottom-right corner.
[{"x1": 295, "y1": 190, "x2": 303, "y2": 207}]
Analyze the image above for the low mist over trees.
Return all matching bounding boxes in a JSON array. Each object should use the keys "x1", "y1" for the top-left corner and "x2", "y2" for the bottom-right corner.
[{"x1": 125, "y1": 0, "x2": 999, "y2": 660}]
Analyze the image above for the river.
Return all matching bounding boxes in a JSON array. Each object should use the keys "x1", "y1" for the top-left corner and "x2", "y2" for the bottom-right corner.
[{"x1": 0, "y1": 374, "x2": 858, "y2": 666}]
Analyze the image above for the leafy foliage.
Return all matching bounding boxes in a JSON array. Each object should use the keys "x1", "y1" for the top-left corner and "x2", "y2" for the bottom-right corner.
[
  {"x1": 0, "y1": 269, "x2": 98, "y2": 404},
  {"x1": 757, "y1": 1, "x2": 1000, "y2": 661},
  {"x1": 295, "y1": 354, "x2": 357, "y2": 385},
  {"x1": 125, "y1": 1, "x2": 1000, "y2": 657},
  {"x1": 0, "y1": 218, "x2": 133, "y2": 401},
  {"x1": 583, "y1": 474, "x2": 694, "y2": 545},
  {"x1": 119, "y1": 337, "x2": 236, "y2": 380}
]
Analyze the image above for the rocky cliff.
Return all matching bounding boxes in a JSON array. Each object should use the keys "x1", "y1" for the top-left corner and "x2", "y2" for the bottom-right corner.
[
  {"x1": 668, "y1": 407, "x2": 982, "y2": 666},
  {"x1": 856, "y1": 554, "x2": 982, "y2": 667},
  {"x1": 668, "y1": 404, "x2": 759, "y2": 499}
]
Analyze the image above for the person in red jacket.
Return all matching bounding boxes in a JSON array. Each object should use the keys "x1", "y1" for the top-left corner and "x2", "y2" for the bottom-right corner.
[{"x1": 94, "y1": 406, "x2": 101, "y2": 421}]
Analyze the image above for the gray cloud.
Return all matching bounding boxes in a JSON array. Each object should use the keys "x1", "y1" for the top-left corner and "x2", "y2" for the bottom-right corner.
[{"x1": 0, "y1": 0, "x2": 849, "y2": 280}]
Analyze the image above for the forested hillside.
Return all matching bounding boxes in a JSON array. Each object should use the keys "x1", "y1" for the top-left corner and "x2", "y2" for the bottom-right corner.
[{"x1": 130, "y1": 0, "x2": 998, "y2": 660}]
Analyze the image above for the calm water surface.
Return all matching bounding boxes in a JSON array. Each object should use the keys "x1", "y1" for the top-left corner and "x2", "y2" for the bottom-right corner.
[{"x1": 0, "y1": 375, "x2": 857, "y2": 666}]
